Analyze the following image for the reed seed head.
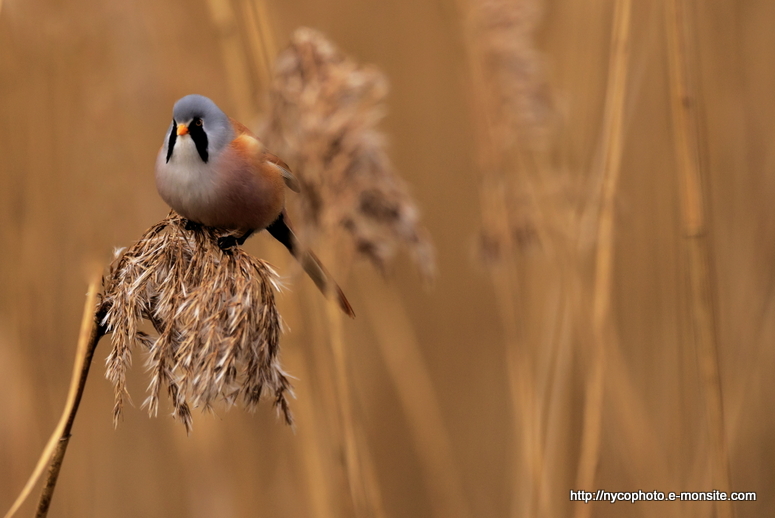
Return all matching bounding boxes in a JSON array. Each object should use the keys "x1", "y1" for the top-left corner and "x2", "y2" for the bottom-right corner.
[
  {"x1": 469, "y1": 0, "x2": 553, "y2": 150},
  {"x1": 100, "y1": 212, "x2": 293, "y2": 433},
  {"x1": 262, "y1": 27, "x2": 435, "y2": 279},
  {"x1": 466, "y1": 0, "x2": 558, "y2": 265}
]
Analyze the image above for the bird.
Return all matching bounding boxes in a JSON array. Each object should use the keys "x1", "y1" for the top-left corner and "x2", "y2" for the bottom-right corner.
[{"x1": 155, "y1": 94, "x2": 354, "y2": 317}]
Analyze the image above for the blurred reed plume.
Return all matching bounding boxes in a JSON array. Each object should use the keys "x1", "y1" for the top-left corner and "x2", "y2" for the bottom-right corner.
[
  {"x1": 464, "y1": 0, "x2": 556, "y2": 266},
  {"x1": 467, "y1": 0, "x2": 553, "y2": 152},
  {"x1": 463, "y1": 0, "x2": 644, "y2": 517},
  {"x1": 262, "y1": 27, "x2": 434, "y2": 279},
  {"x1": 259, "y1": 27, "x2": 447, "y2": 518},
  {"x1": 101, "y1": 211, "x2": 292, "y2": 434},
  {"x1": 462, "y1": 1, "x2": 561, "y2": 517}
]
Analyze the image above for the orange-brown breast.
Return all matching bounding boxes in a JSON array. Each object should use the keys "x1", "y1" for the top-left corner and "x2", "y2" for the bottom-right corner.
[{"x1": 214, "y1": 127, "x2": 286, "y2": 231}]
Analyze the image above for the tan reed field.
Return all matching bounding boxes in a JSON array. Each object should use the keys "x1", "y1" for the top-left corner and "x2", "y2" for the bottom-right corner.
[{"x1": 1, "y1": 0, "x2": 773, "y2": 517}]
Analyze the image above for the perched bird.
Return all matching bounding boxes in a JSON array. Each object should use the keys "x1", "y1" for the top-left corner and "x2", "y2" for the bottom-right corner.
[{"x1": 155, "y1": 94, "x2": 354, "y2": 317}]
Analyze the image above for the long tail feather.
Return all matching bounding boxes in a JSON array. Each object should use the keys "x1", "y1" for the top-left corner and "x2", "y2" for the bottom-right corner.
[{"x1": 266, "y1": 212, "x2": 355, "y2": 318}]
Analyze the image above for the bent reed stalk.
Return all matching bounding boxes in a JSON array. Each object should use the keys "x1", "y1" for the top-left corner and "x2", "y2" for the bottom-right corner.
[{"x1": 4, "y1": 278, "x2": 105, "y2": 518}]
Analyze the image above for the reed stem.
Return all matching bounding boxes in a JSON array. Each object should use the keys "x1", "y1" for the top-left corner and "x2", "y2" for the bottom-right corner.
[
  {"x1": 574, "y1": 2, "x2": 631, "y2": 517},
  {"x1": 665, "y1": 1, "x2": 733, "y2": 516},
  {"x1": 4, "y1": 279, "x2": 104, "y2": 518},
  {"x1": 320, "y1": 243, "x2": 385, "y2": 518},
  {"x1": 359, "y1": 278, "x2": 471, "y2": 518}
]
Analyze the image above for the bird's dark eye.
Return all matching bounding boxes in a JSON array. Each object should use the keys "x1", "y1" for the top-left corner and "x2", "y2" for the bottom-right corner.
[{"x1": 195, "y1": 119, "x2": 203, "y2": 127}]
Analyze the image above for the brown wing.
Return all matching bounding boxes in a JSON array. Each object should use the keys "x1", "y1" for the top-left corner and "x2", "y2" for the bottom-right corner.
[
  {"x1": 265, "y1": 154, "x2": 300, "y2": 192},
  {"x1": 229, "y1": 118, "x2": 300, "y2": 193},
  {"x1": 229, "y1": 117, "x2": 257, "y2": 138}
]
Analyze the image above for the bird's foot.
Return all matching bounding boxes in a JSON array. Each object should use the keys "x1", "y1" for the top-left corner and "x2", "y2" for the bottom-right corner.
[
  {"x1": 184, "y1": 220, "x2": 201, "y2": 232},
  {"x1": 236, "y1": 229, "x2": 255, "y2": 246},
  {"x1": 218, "y1": 235, "x2": 239, "y2": 250}
]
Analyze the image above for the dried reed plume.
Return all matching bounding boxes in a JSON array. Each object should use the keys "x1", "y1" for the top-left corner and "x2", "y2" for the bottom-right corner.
[
  {"x1": 101, "y1": 211, "x2": 292, "y2": 433},
  {"x1": 463, "y1": 0, "x2": 555, "y2": 265},
  {"x1": 467, "y1": 0, "x2": 552, "y2": 151},
  {"x1": 462, "y1": 1, "x2": 566, "y2": 517},
  {"x1": 262, "y1": 27, "x2": 434, "y2": 279},
  {"x1": 261, "y1": 27, "x2": 441, "y2": 518}
]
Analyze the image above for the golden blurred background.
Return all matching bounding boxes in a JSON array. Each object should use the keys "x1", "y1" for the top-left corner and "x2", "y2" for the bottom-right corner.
[{"x1": 1, "y1": 0, "x2": 773, "y2": 517}]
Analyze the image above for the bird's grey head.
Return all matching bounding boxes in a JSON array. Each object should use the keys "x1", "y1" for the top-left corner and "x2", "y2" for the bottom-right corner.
[{"x1": 164, "y1": 94, "x2": 233, "y2": 164}]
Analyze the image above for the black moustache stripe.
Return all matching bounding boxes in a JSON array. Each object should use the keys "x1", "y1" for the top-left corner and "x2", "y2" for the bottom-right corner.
[
  {"x1": 189, "y1": 118, "x2": 209, "y2": 163},
  {"x1": 165, "y1": 120, "x2": 177, "y2": 163}
]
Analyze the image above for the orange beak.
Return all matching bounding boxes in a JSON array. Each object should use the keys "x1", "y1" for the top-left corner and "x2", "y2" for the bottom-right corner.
[{"x1": 176, "y1": 124, "x2": 189, "y2": 136}]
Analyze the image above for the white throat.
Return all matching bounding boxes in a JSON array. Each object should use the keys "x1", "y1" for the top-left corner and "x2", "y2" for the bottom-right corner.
[
  {"x1": 172, "y1": 135, "x2": 207, "y2": 168},
  {"x1": 157, "y1": 135, "x2": 218, "y2": 214}
]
